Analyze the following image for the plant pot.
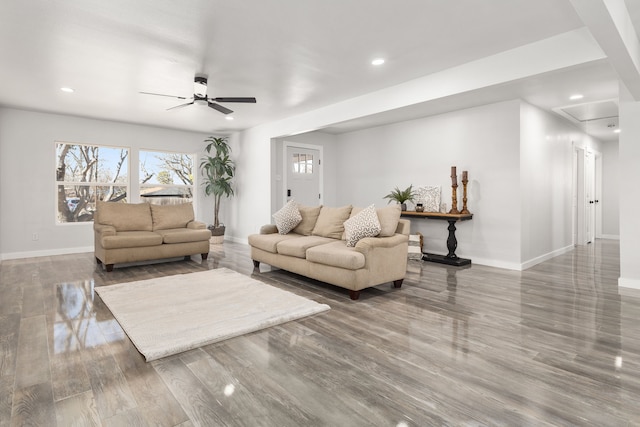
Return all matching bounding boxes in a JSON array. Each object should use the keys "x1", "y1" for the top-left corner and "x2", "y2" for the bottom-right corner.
[
  {"x1": 208, "y1": 225, "x2": 225, "y2": 244},
  {"x1": 400, "y1": 203, "x2": 407, "y2": 211}
]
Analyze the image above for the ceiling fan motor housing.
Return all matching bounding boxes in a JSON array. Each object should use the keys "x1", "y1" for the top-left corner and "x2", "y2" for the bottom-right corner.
[{"x1": 194, "y1": 76, "x2": 208, "y2": 97}]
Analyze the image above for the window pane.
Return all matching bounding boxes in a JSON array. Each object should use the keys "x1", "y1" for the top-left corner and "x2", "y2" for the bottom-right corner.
[
  {"x1": 292, "y1": 152, "x2": 313, "y2": 174},
  {"x1": 140, "y1": 186, "x2": 193, "y2": 205},
  {"x1": 56, "y1": 143, "x2": 128, "y2": 183},
  {"x1": 139, "y1": 151, "x2": 193, "y2": 185},
  {"x1": 57, "y1": 185, "x2": 127, "y2": 223}
]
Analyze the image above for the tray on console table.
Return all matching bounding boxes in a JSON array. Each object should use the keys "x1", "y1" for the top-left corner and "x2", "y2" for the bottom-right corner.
[{"x1": 400, "y1": 211, "x2": 473, "y2": 266}]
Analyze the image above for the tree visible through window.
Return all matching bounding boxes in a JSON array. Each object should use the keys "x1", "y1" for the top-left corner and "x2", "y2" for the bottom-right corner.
[
  {"x1": 139, "y1": 150, "x2": 194, "y2": 205},
  {"x1": 55, "y1": 143, "x2": 129, "y2": 223}
]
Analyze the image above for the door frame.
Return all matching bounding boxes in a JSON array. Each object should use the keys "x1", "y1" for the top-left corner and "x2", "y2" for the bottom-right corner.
[
  {"x1": 282, "y1": 141, "x2": 323, "y2": 206},
  {"x1": 573, "y1": 144, "x2": 602, "y2": 245}
]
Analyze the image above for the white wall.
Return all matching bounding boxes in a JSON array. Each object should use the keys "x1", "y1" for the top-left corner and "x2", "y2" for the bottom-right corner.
[
  {"x1": 601, "y1": 141, "x2": 620, "y2": 238},
  {"x1": 519, "y1": 102, "x2": 601, "y2": 266},
  {"x1": 0, "y1": 108, "x2": 212, "y2": 260},
  {"x1": 335, "y1": 100, "x2": 522, "y2": 269},
  {"x1": 618, "y1": 97, "x2": 640, "y2": 289}
]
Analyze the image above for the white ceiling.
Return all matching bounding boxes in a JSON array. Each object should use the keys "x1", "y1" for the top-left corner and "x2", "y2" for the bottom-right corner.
[{"x1": 0, "y1": 0, "x2": 636, "y2": 142}]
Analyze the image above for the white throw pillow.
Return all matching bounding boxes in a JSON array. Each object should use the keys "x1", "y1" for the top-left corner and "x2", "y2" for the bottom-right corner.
[
  {"x1": 343, "y1": 204, "x2": 382, "y2": 247},
  {"x1": 273, "y1": 200, "x2": 302, "y2": 234}
]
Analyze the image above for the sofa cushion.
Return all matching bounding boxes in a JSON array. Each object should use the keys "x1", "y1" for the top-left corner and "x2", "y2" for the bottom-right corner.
[
  {"x1": 101, "y1": 231, "x2": 163, "y2": 249},
  {"x1": 292, "y1": 205, "x2": 322, "y2": 236},
  {"x1": 344, "y1": 204, "x2": 382, "y2": 247},
  {"x1": 248, "y1": 233, "x2": 300, "y2": 254},
  {"x1": 311, "y1": 205, "x2": 352, "y2": 239},
  {"x1": 156, "y1": 228, "x2": 211, "y2": 244},
  {"x1": 276, "y1": 236, "x2": 335, "y2": 259},
  {"x1": 306, "y1": 240, "x2": 366, "y2": 270},
  {"x1": 273, "y1": 200, "x2": 302, "y2": 234},
  {"x1": 149, "y1": 203, "x2": 195, "y2": 231},
  {"x1": 98, "y1": 202, "x2": 153, "y2": 232},
  {"x1": 376, "y1": 204, "x2": 402, "y2": 237}
]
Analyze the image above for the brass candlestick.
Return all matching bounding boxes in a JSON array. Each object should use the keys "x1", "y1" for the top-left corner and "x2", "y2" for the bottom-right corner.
[
  {"x1": 449, "y1": 166, "x2": 460, "y2": 214},
  {"x1": 461, "y1": 171, "x2": 470, "y2": 214}
]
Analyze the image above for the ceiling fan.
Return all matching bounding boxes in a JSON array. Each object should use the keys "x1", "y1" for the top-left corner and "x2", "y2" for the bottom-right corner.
[{"x1": 140, "y1": 75, "x2": 256, "y2": 115}]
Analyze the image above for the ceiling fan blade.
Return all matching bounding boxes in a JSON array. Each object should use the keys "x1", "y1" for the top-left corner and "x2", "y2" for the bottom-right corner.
[
  {"x1": 167, "y1": 101, "x2": 195, "y2": 111},
  {"x1": 208, "y1": 102, "x2": 233, "y2": 115},
  {"x1": 139, "y1": 91, "x2": 189, "y2": 100},
  {"x1": 212, "y1": 97, "x2": 257, "y2": 103}
]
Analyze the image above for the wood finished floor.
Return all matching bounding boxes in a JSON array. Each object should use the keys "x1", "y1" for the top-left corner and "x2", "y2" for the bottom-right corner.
[{"x1": 1, "y1": 239, "x2": 639, "y2": 426}]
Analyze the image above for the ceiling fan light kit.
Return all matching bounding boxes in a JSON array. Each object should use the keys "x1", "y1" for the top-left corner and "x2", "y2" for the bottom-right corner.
[{"x1": 141, "y1": 75, "x2": 256, "y2": 115}]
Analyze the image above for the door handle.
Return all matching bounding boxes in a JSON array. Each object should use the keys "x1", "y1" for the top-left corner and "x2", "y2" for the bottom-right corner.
[{"x1": 287, "y1": 189, "x2": 291, "y2": 197}]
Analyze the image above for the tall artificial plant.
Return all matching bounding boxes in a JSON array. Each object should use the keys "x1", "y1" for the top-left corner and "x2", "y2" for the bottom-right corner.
[{"x1": 200, "y1": 136, "x2": 235, "y2": 230}]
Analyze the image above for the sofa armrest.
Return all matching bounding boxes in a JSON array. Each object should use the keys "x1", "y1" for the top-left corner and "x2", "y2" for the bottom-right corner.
[
  {"x1": 187, "y1": 220, "x2": 207, "y2": 230},
  {"x1": 94, "y1": 223, "x2": 116, "y2": 237},
  {"x1": 260, "y1": 224, "x2": 278, "y2": 234},
  {"x1": 354, "y1": 234, "x2": 408, "y2": 255}
]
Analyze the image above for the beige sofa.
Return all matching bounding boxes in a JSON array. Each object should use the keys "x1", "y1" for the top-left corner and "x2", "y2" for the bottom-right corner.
[
  {"x1": 94, "y1": 202, "x2": 211, "y2": 271},
  {"x1": 249, "y1": 204, "x2": 410, "y2": 300}
]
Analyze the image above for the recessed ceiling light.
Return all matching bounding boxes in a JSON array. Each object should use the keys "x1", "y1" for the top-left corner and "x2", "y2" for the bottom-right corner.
[
  {"x1": 225, "y1": 116, "x2": 234, "y2": 121},
  {"x1": 614, "y1": 129, "x2": 621, "y2": 134},
  {"x1": 60, "y1": 87, "x2": 74, "y2": 93},
  {"x1": 371, "y1": 58, "x2": 385, "y2": 66},
  {"x1": 569, "y1": 94, "x2": 583, "y2": 100}
]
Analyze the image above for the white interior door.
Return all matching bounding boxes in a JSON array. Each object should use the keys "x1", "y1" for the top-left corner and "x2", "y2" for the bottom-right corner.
[
  {"x1": 585, "y1": 150, "x2": 595, "y2": 244},
  {"x1": 285, "y1": 145, "x2": 321, "y2": 207}
]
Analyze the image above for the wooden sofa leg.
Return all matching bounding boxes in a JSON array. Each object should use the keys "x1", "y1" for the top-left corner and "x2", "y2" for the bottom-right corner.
[
  {"x1": 253, "y1": 260, "x2": 260, "y2": 268},
  {"x1": 393, "y1": 279, "x2": 404, "y2": 289},
  {"x1": 349, "y1": 290, "x2": 360, "y2": 300},
  {"x1": 201, "y1": 253, "x2": 209, "y2": 260},
  {"x1": 105, "y1": 264, "x2": 114, "y2": 272},
  {"x1": 95, "y1": 257, "x2": 102, "y2": 265}
]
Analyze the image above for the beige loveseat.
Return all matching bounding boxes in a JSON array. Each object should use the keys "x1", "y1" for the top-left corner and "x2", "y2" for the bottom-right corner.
[
  {"x1": 94, "y1": 202, "x2": 211, "y2": 271},
  {"x1": 249, "y1": 203, "x2": 410, "y2": 300}
]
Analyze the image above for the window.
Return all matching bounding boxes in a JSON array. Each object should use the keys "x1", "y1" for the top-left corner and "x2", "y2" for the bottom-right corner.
[
  {"x1": 139, "y1": 150, "x2": 194, "y2": 205},
  {"x1": 55, "y1": 142, "x2": 129, "y2": 223},
  {"x1": 292, "y1": 153, "x2": 314, "y2": 174}
]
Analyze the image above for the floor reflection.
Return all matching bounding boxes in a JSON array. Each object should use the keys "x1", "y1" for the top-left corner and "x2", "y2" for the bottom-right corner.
[{"x1": 54, "y1": 279, "x2": 122, "y2": 353}]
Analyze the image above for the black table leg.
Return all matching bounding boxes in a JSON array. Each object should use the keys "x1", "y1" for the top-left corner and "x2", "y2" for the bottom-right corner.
[
  {"x1": 446, "y1": 219, "x2": 459, "y2": 259},
  {"x1": 422, "y1": 219, "x2": 472, "y2": 266}
]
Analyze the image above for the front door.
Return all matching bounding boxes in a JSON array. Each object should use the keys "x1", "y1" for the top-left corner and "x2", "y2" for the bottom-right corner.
[{"x1": 285, "y1": 145, "x2": 321, "y2": 207}]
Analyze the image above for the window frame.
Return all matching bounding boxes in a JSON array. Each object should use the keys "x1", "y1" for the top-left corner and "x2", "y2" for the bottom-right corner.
[{"x1": 54, "y1": 141, "x2": 131, "y2": 225}]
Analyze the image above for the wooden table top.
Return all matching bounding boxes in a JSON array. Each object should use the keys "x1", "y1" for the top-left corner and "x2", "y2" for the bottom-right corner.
[{"x1": 400, "y1": 211, "x2": 473, "y2": 220}]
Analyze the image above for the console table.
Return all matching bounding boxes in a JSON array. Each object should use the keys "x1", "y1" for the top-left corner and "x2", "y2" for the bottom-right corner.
[{"x1": 400, "y1": 211, "x2": 473, "y2": 266}]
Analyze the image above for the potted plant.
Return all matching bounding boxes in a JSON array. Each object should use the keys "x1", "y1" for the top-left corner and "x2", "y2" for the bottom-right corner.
[
  {"x1": 383, "y1": 185, "x2": 415, "y2": 211},
  {"x1": 200, "y1": 136, "x2": 235, "y2": 241}
]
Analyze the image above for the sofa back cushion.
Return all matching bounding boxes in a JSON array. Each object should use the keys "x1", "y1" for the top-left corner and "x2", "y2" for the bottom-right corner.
[
  {"x1": 97, "y1": 202, "x2": 152, "y2": 232},
  {"x1": 311, "y1": 205, "x2": 352, "y2": 239},
  {"x1": 292, "y1": 205, "x2": 322, "y2": 236},
  {"x1": 149, "y1": 202, "x2": 195, "y2": 231}
]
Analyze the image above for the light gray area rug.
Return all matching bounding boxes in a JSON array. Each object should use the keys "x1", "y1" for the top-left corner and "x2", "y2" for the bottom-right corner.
[{"x1": 95, "y1": 268, "x2": 330, "y2": 361}]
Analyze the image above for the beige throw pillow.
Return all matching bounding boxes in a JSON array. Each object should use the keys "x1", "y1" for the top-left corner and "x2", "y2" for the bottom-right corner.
[
  {"x1": 377, "y1": 204, "x2": 402, "y2": 236},
  {"x1": 273, "y1": 200, "x2": 302, "y2": 234},
  {"x1": 311, "y1": 205, "x2": 353, "y2": 239},
  {"x1": 344, "y1": 204, "x2": 382, "y2": 247},
  {"x1": 292, "y1": 205, "x2": 322, "y2": 236}
]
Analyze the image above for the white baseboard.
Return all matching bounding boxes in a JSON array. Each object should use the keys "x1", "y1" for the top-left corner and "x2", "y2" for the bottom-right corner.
[
  {"x1": 520, "y1": 244, "x2": 574, "y2": 270},
  {"x1": 599, "y1": 234, "x2": 620, "y2": 240},
  {"x1": 619, "y1": 277, "x2": 640, "y2": 290},
  {"x1": 0, "y1": 246, "x2": 94, "y2": 261},
  {"x1": 465, "y1": 256, "x2": 522, "y2": 271}
]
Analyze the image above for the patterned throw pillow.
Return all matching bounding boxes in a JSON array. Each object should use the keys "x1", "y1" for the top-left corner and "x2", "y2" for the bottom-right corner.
[
  {"x1": 343, "y1": 204, "x2": 382, "y2": 247},
  {"x1": 273, "y1": 200, "x2": 302, "y2": 234}
]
